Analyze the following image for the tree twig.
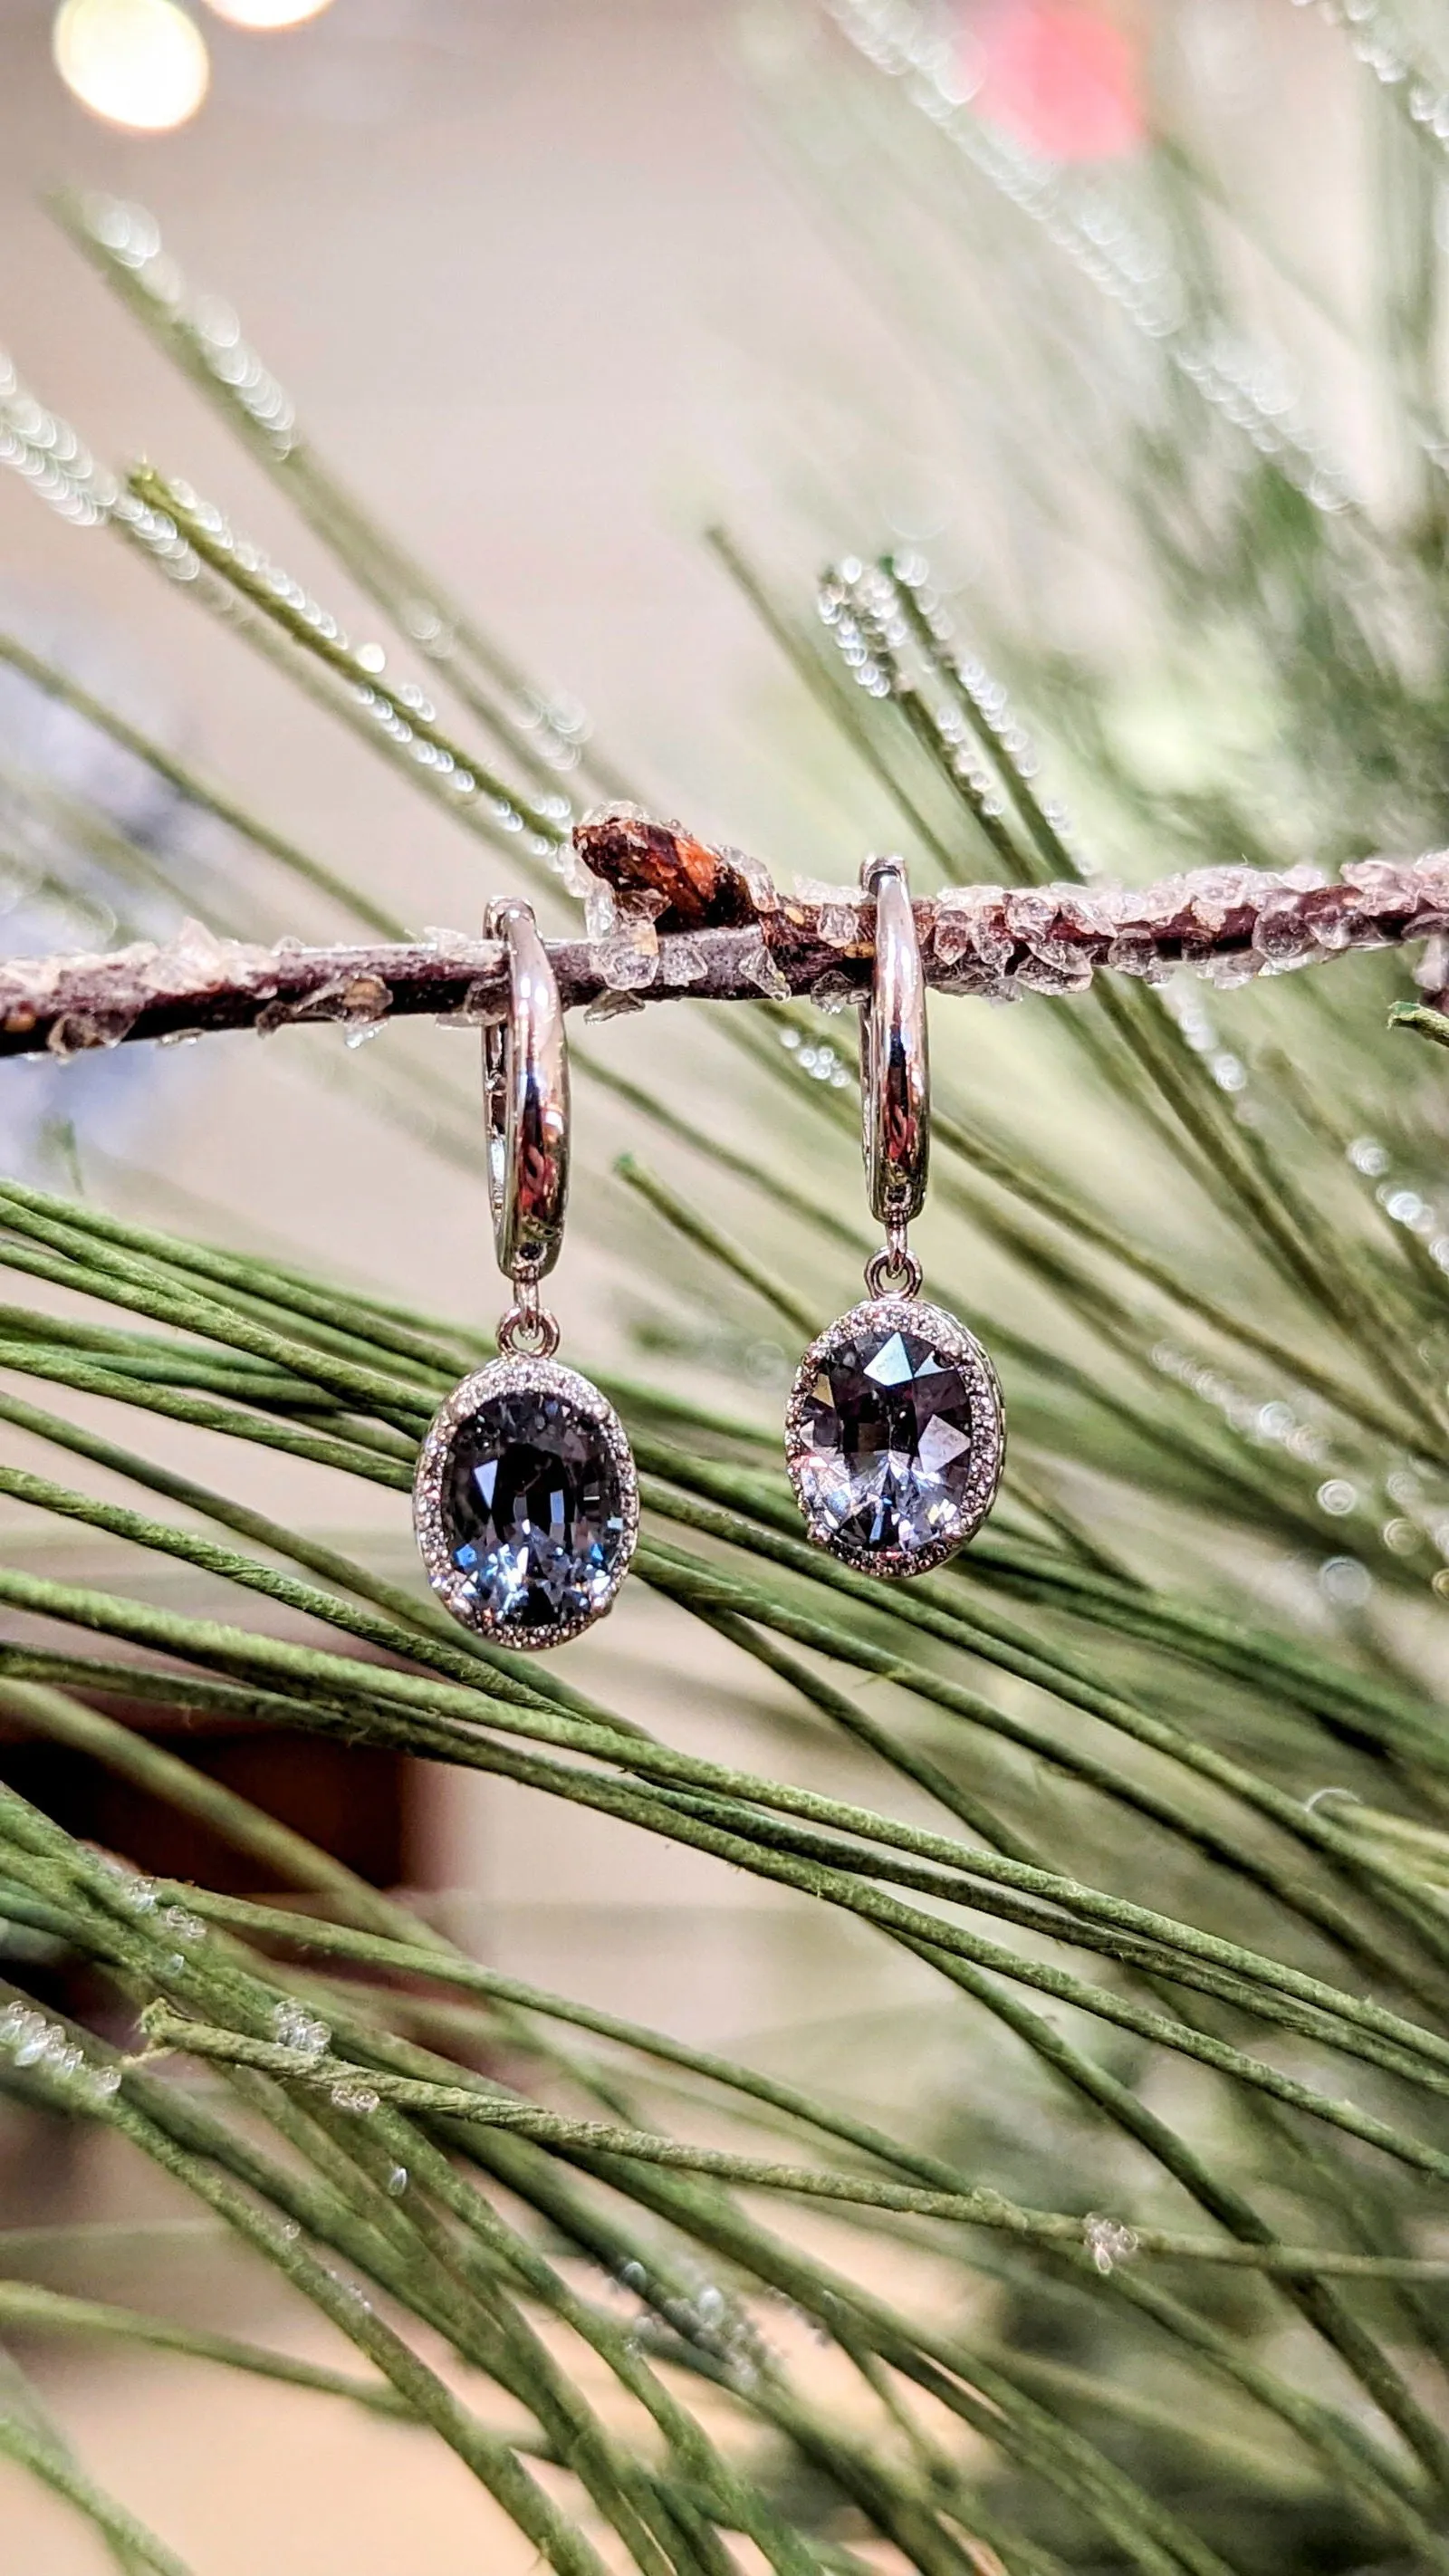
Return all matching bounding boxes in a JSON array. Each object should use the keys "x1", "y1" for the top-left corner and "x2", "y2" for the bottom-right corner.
[{"x1": 3, "y1": 810, "x2": 1446, "y2": 1062}]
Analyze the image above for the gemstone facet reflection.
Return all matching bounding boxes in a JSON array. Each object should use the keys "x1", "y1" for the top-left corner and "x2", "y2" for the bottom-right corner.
[
  {"x1": 414, "y1": 1359, "x2": 638, "y2": 1648},
  {"x1": 784, "y1": 1297, "x2": 1004, "y2": 1578}
]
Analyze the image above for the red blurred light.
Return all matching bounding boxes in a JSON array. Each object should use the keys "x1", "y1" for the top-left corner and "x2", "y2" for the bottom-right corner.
[{"x1": 975, "y1": 1, "x2": 1144, "y2": 161}]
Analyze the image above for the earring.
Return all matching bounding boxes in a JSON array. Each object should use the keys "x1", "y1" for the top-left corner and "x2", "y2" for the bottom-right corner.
[
  {"x1": 414, "y1": 900, "x2": 638, "y2": 1648},
  {"x1": 784, "y1": 856, "x2": 1004, "y2": 1577}
]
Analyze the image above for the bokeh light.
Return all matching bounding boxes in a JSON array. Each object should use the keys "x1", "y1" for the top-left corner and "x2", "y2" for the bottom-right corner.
[
  {"x1": 975, "y1": 0, "x2": 1143, "y2": 161},
  {"x1": 53, "y1": 0, "x2": 210, "y2": 133},
  {"x1": 200, "y1": 0, "x2": 333, "y2": 24}
]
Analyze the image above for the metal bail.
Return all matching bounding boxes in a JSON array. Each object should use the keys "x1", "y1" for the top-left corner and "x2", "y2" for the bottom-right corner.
[
  {"x1": 484, "y1": 899, "x2": 570, "y2": 1285},
  {"x1": 859, "y1": 855, "x2": 928, "y2": 1230}
]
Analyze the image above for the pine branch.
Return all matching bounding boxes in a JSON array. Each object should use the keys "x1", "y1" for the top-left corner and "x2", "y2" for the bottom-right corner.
[{"x1": 3, "y1": 812, "x2": 1445, "y2": 1059}]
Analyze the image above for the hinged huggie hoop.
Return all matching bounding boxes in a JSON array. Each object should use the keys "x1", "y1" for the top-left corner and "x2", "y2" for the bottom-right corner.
[
  {"x1": 484, "y1": 898, "x2": 570, "y2": 1286},
  {"x1": 859, "y1": 854, "x2": 929, "y2": 1236},
  {"x1": 414, "y1": 899, "x2": 638, "y2": 1649}
]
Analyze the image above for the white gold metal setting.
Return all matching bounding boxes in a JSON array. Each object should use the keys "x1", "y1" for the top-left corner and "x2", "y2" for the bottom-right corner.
[
  {"x1": 417, "y1": 899, "x2": 638, "y2": 1648},
  {"x1": 485, "y1": 898, "x2": 569, "y2": 1286},
  {"x1": 413, "y1": 1357, "x2": 639, "y2": 1648},
  {"x1": 860, "y1": 854, "x2": 928, "y2": 1229},
  {"x1": 784, "y1": 1296, "x2": 1004, "y2": 1579},
  {"x1": 784, "y1": 855, "x2": 1006, "y2": 1573}
]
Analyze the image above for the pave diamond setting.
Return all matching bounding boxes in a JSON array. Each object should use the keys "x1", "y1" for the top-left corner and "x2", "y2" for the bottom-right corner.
[
  {"x1": 784, "y1": 1296, "x2": 1004, "y2": 1578},
  {"x1": 414, "y1": 1358, "x2": 638, "y2": 1648}
]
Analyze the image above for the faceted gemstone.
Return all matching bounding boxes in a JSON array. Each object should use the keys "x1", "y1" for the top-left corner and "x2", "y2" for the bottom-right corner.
[
  {"x1": 438, "y1": 1384, "x2": 629, "y2": 1639},
  {"x1": 790, "y1": 1311, "x2": 996, "y2": 1565}
]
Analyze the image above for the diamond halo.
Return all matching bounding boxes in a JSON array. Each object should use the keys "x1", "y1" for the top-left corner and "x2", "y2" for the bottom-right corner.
[
  {"x1": 413, "y1": 1355, "x2": 639, "y2": 1649},
  {"x1": 784, "y1": 1294, "x2": 1004, "y2": 1580}
]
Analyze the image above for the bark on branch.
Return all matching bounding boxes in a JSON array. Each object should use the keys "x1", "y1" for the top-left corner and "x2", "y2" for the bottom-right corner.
[{"x1": 3, "y1": 809, "x2": 1447, "y2": 1062}]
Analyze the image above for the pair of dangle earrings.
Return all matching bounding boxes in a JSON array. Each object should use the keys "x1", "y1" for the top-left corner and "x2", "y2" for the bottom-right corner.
[{"x1": 416, "y1": 859, "x2": 1003, "y2": 1654}]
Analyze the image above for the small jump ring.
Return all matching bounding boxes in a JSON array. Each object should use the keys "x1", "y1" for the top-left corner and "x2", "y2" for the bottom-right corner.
[
  {"x1": 859, "y1": 855, "x2": 928, "y2": 1228},
  {"x1": 497, "y1": 1297, "x2": 561, "y2": 1360},
  {"x1": 864, "y1": 1242, "x2": 925, "y2": 1299},
  {"x1": 484, "y1": 899, "x2": 569, "y2": 1284}
]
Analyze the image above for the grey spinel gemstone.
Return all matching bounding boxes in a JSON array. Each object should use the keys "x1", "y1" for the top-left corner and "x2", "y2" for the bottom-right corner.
[
  {"x1": 414, "y1": 1358, "x2": 638, "y2": 1648},
  {"x1": 785, "y1": 1297, "x2": 1004, "y2": 1577}
]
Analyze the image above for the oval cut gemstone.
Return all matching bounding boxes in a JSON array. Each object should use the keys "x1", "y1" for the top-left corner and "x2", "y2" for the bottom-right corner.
[
  {"x1": 786, "y1": 1299, "x2": 1003, "y2": 1574},
  {"x1": 416, "y1": 1362, "x2": 636, "y2": 1646}
]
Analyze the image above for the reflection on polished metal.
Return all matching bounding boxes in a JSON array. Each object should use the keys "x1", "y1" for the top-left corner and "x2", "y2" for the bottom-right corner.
[
  {"x1": 484, "y1": 899, "x2": 570, "y2": 1291},
  {"x1": 860, "y1": 853, "x2": 928, "y2": 1232},
  {"x1": 415, "y1": 901, "x2": 637, "y2": 1648},
  {"x1": 784, "y1": 856, "x2": 1005, "y2": 1578}
]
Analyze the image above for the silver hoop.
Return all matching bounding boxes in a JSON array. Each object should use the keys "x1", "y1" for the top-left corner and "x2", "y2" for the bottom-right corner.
[
  {"x1": 484, "y1": 899, "x2": 569, "y2": 1285},
  {"x1": 859, "y1": 855, "x2": 928, "y2": 1229}
]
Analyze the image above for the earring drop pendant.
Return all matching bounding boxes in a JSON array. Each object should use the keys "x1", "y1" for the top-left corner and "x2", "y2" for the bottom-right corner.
[
  {"x1": 414, "y1": 1348, "x2": 638, "y2": 1648},
  {"x1": 784, "y1": 1290, "x2": 1003, "y2": 1576},
  {"x1": 784, "y1": 859, "x2": 1004, "y2": 1578},
  {"x1": 414, "y1": 902, "x2": 638, "y2": 1649}
]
